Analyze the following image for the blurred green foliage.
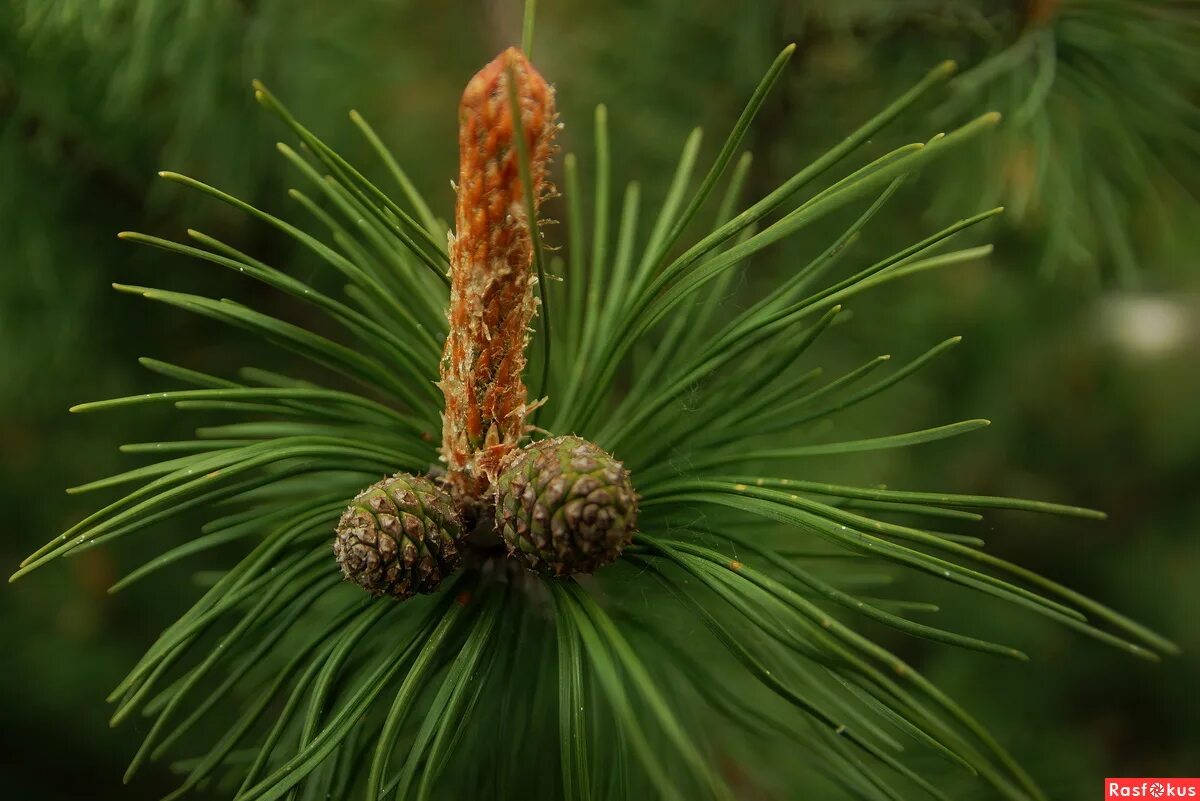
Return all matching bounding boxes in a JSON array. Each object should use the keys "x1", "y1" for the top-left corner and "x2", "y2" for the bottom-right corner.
[{"x1": 1, "y1": 0, "x2": 1196, "y2": 798}]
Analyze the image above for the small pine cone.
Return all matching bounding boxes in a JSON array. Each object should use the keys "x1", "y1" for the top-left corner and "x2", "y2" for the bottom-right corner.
[
  {"x1": 495, "y1": 436, "x2": 638, "y2": 576},
  {"x1": 334, "y1": 473, "x2": 465, "y2": 599}
]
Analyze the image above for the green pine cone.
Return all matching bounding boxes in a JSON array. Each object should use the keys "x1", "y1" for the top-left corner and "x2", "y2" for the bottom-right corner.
[
  {"x1": 334, "y1": 473, "x2": 465, "y2": 599},
  {"x1": 495, "y1": 435, "x2": 638, "y2": 576}
]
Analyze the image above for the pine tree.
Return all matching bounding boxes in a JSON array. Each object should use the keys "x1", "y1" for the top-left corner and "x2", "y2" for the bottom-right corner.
[{"x1": 11, "y1": 7, "x2": 1179, "y2": 800}]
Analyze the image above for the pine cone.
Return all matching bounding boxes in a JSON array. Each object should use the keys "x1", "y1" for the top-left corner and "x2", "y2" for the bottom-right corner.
[
  {"x1": 334, "y1": 473, "x2": 465, "y2": 599},
  {"x1": 495, "y1": 436, "x2": 638, "y2": 575}
]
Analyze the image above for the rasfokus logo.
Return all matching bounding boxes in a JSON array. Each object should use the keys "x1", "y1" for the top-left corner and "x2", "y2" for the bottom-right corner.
[{"x1": 1106, "y1": 778, "x2": 1200, "y2": 799}]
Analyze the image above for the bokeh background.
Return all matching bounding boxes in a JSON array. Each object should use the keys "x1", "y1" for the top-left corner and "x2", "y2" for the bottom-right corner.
[{"x1": 2, "y1": 0, "x2": 1197, "y2": 798}]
